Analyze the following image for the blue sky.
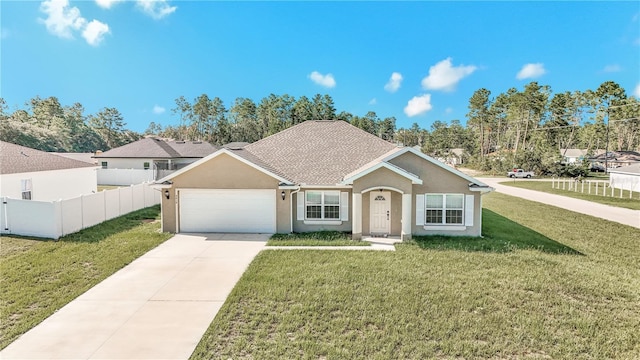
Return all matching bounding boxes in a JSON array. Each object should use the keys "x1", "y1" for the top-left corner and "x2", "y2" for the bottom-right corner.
[{"x1": 2, "y1": 1, "x2": 639, "y2": 133}]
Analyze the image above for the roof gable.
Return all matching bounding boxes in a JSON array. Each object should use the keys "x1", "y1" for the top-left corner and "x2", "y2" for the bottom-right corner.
[
  {"x1": 0, "y1": 141, "x2": 97, "y2": 175},
  {"x1": 158, "y1": 148, "x2": 293, "y2": 184},
  {"x1": 383, "y1": 147, "x2": 491, "y2": 189},
  {"x1": 244, "y1": 121, "x2": 399, "y2": 185}
]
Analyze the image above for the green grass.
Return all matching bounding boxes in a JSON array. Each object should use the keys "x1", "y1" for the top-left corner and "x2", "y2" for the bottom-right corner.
[
  {"x1": 191, "y1": 193, "x2": 640, "y2": 359},
  {"x1": 502, "y1": 180, "x2": 640, "y2": 210},
  {"x1": 268, "y1": 231, "x2": 369, "y2": 246},
  {"x1": 0, "y1": 205, "x2": 172, "y2": 350}
]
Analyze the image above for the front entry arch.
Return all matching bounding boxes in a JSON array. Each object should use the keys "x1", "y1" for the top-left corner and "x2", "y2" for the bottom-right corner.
[{"x1": 370, "y1": 191, "x2": 390, "y2": 234}]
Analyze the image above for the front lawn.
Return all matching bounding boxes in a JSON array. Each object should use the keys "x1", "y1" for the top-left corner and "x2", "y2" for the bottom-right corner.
[
  {"x1": 502, "y1": 180, "x2": 640, "y2": 210},
  {"x1": 267, "y1": 231, "x2": 369, "y2": 246},
  {"x1": 0, "y1": 205, "x2": 172, "y2": 349},
  {"x1": 191, "y1": 193, "x2": 640, "y2": 359}
]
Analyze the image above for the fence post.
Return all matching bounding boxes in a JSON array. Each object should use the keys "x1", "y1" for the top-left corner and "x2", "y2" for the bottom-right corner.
[
  {"x1": 588, "y1": 181, "x2": 591, "y2": 194},
  {"x1": 581, "y1": 180, "x2": 584, "y2": 193}
]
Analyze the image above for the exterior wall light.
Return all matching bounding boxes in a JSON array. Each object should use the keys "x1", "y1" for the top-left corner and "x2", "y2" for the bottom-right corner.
[
  {"x1": 164, "y1": 190, "x2": 170, "y2": 200},
  {"x1": 281, "y1": 190, "x2": 286, "y2": 200}
]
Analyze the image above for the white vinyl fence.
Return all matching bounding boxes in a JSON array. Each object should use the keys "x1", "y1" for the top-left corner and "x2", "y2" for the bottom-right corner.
[
  {"x1": 97, "y1": 169, "x2": 154, "y2": 186},
  {"x1": 0, "y1": 183, "x2": 160, "y2": 239},
  {"x1": 551, "y1": 177, "x2": 639, "y2": 199},
  {"x1": 97, "y1": 169, "x2": 176, "y2": 186}
]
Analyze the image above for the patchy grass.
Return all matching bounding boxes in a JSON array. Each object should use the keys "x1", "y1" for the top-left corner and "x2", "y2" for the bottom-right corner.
[
  {"x1": 0, "y1": 205, "x2": 172, "y2": 350},
  {"x1": 502, "y1": 180, "x2": 640, "y2": 210},
  {"x1": 97, "y1": 185, "x2": 121, "y2": 191},
  {"x1": 191, "y1": 193, "x2": 640, "y2": 359},
  {"x1": 268, "y1": 231, "x2": 369, "y2": 246}
]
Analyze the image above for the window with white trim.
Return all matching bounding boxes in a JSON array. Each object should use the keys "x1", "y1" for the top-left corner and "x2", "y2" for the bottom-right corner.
[
  {"x1": 21, "y1": 179, "x2": 32, "y2": 200},
  {"x1": 143, "y1": 162, "x2": 150, "y2": 170},
  {"x1": 101, "y1": 161, "x2": 108, "y2": 169},
  {"x1": 306, "y1": 191, "x2": 340, "y2": 220},
  {"x1": 425, "y1": 194, "x2": 464, "y2": 225}
]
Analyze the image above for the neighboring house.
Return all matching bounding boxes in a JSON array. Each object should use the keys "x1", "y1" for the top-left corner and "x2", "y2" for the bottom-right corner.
[
  {"x1": 154, "y1": 121, "x2": 493, "y2": 239},
  {"x1": 93, "y1": 137, "x2": 217, "y2": 184},
  {"x1": 0, "y1": 141, "x2": 98, "y2": 201},
  {"x1": 609, "y1": 163, "x2": 640, "y2": 192},
  {"x1": 589, "y1": 150, "x2": 640, "y2": 170},
  {"x1": 52, "y1": 152, "x2": 97, "y2": 164},
  {"x1": 561, "y1": 149, "x2": 588, "y2": 164},
  {"x1": 561, "y1": 149, "x2": 605, "y2": 164}
]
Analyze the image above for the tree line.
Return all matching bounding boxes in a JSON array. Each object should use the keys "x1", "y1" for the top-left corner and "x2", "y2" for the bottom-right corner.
[
  {"x1": 2, "y1": 80, "x2": 638, "y2": 176},
  {"x1": 0, "y1": 97, "x2": 137, "y2": 152},
  {"x1": 146, "y1": 93, "x2": 397, "y2": 144}
]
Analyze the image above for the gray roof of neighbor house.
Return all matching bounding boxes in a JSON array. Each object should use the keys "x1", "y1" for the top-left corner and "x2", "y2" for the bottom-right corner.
[
  {"x1": 93, "y1": 138, "x2": 217, "y2": 159},
  {"x1": 561, "y1": 149, "x2": 588, "y2": 158},
  {"x1": 590, "y1": 150, "x2": 640, "y2": 162},
  {"x1": 52, "y1": 152, "x2": 96, "y2": 164},
  {"x1": 609, "y1": 163, "x2": 640, "y2": 175},
  {"x1": 0, "y1": 141, "x2": 97, "y2": 175},
  {"x1": 243, "y1": 120, "x2": 399, "y2": 185}
]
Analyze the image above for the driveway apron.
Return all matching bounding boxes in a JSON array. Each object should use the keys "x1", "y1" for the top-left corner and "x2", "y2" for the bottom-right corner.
[{"x1": 1, "y1": 233, "x2": 267, "y2": 360}]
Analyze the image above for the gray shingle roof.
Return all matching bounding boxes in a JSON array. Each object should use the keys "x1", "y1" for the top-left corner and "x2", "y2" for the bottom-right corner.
[
  {"x1": 609, "y1": 163, "x2": 640, "y2": 175},
  {"x1": 93, "y1": 138, "x2": 217, "y2": 159},
  {"x1": 1, "y1": 141, "x2": 97, "y2": 175},
  {"x1": 244, "y1": 121, "x2": 399, "y2": 185},
  {"x1": 52, "y1": 152, "x2": 96, "y2": 164}
]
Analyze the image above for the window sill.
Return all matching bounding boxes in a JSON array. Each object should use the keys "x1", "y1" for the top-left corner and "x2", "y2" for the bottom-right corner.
[
  {"x1": 423, "y1": 225, "x2": 466, "y2": 231},
  {"x1": 304, "y1": 220, "x2": 343, "y2": 225}
]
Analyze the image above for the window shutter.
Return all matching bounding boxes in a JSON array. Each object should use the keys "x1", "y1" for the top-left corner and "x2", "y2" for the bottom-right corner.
[
  {"x1": 464, "y1": 195, "x2": 474, "y2": 226},
  {"x1": 340, "y1": 192, "x2": 349, "y2": 221},
  {"x1": 416, "y1": 194, "x2": 425, "y2": 226},
  {"x1": 296, "y1": 191, "x2": 305, "y2": 221}
]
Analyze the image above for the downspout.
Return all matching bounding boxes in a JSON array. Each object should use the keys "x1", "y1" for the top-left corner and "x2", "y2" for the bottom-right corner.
[{"x1": 289, "y1": 187, "x2": 301, "y2": 233}]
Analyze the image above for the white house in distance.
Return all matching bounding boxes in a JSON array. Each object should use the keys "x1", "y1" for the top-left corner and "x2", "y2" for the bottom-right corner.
[
  {"x1": 609, "y1": 163, "x2": 640, "y2": 193},
  {"x1": 93, "y1": 137, "x2": 217, "y2": 185},
  {"x1": 0, "y1": 141, "x2": 98, "y2": 201}
]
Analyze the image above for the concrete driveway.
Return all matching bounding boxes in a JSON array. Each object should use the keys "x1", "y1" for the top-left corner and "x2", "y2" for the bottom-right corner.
[
  {"x1": 479, "y1": 177, "x2": 640, "y2": 229},
  {"x1": 1, "y1": 233, "x2": 268, "y2": 360}
]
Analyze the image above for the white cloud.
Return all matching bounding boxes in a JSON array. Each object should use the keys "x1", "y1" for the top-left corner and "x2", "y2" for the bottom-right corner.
[
  {"x1": 39, "y1": 0, "x2": 110, "y2": 46},
  {"x1": 404, "y1": 94, "x2": 433, "y2": 117},
  {"x1": 153, "y1": 105, "x2": 166, "y2": 114},
  {"x1": 39, "y1": 0, "x2": 87, "y2": 39},
  {"x1": 136, "y1": 0, "x2": 177, "y2": 20},
  {"x1": 95, "y1": 0, "x2": 123, "y2": 9},
  {"x1": 384, "y1": 72, "x2": 403, "y2": 93},
  {"x1": 516, "y1": 63, "x2": 546, "y2": 80},
  {"x1": 82, "y1": 20, "x2": 109, "y2": 46},
  {"x1": 634, "y1": 83, "x2": 640, "y2": 98},
  {"x1": 309, "y1": 71, "x2": 336, "y2": 88},
  {"x1": 603, "y1": 64, "x2": 621, "y2": 73},
  {"x1": 368, "y1": 98, "x2": 377, "y2": 105},
  {"x1": 421, "y1": 58, "x2": 476, "y2": 92}
]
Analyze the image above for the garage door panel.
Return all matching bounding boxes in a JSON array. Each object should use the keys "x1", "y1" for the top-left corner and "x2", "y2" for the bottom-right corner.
[{"x1": 179, "y1": 189, "x2": 276, "y2": 233}]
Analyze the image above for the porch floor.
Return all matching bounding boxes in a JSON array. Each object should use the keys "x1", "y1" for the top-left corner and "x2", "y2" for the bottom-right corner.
[{"x1": 362, "y1": 236, "x2": 402, "y2": 246}]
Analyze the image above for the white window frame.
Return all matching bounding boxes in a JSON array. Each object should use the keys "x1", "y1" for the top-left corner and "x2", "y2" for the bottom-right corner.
[
  {"x1": 305, "y1": 191, "x2": 341, "y2": 221},
  {"x1": 425, "y1": 193, "x2": 464, "y2": 226},
  {"x1": 21, "y1": 179, "x2": 33, "y2": 200},
  {"x1": 101, "y1": 161, "x2": 108, "y2": 169}
]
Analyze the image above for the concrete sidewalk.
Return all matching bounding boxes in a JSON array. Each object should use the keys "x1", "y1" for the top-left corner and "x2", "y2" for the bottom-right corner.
[
  {"x1": 479, "y1": 178, "x2": 640, "y2": 229},
  {"x1": 1, "y1": 233, "x2": 267, "y2": 360}
]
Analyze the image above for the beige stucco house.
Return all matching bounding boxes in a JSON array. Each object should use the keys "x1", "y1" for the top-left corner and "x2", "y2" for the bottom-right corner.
[{"x1": 154, "y1": 121, "x2": 493, "y2": 240}]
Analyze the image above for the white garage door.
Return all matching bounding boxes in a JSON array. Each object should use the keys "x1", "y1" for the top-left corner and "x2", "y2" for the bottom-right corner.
[{"x1": 179, "y1": 189, "x2": 276, "y2": 233}]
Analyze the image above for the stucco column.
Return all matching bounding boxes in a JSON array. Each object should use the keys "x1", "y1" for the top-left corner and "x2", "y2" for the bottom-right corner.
[
  {"x1": 352, "y1": 192, "x2": 362, "y2": 240},
  {"x1": 401, "y1": 193, "x2": 412, "y2": 241}
]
